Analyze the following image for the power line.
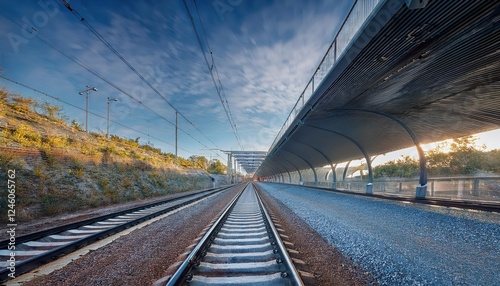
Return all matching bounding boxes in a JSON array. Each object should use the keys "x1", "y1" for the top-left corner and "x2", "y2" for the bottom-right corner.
[
  {"x1": 58, "y1": 0, "x2": 224, "y2": 153},
  {"x1": 0, "y1": 4, "x2": 226, "y2": 162},
  {"x1": 192, "y1": 0, "x2": 242, "y2": 148},
  {"x1": 0, "y1": 75, "x2": 193, "y2": 153},
  {"x1": 183, "y1": 0, "x2": 244, "y2": 150}
]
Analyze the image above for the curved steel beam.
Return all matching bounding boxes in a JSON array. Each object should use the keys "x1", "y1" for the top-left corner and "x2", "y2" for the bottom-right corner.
[
  {"x1": 269, "y1": 160, "x2": 292, "y2": 183},
  {"x1": 280, "y1": 148, "x2": 318, "y2": 185},
  {"x1": 260, "y1": 157, "x2": 291, "y2": 184},
  {"x1": 272, "y1": 155, "x2": 303, "y2": 183},
  {"x1": 304, "y1": 124, "x2": 373, "y2": 194},
  {"x1": 342, "y1": 160, "x2": 352, "y2": 181},
  {"x1": 260, "y1": 164, "x2": 280, "y2": 182},
  {"x1": 258, "y1": 164, "x2": 270, "y2": 178},
  {"x1": 289, "y1": 138, "x2": 337, "y2": 186},
  {"x1": 265, "y1": 163, "x2": 284, "y2": 183},
  {"x1": 332, "y1": 163, "x2": 338, "y2": 188},
  {"x1": 334, "y1": 108, "x2": 427, "y2": 198}
]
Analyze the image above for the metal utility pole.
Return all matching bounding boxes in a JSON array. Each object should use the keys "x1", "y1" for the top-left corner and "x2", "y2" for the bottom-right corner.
[
  {"x1": 106, "y1": 97, "x2": 117, "y2": 139},
  {"x1": 79, "y1": 85, "x2": 97, "y2": 133},
  {"x1": 175, "y1": 111, "x2": 178, "y2": 164},
  {"x1": 227, "y1": 153, "x2": 232, "y2": 183}
]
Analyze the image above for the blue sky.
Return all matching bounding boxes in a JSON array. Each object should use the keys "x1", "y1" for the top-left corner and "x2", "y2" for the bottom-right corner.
[{"x1": 0, "y1": 0, "x2": 354, "y2": 162}]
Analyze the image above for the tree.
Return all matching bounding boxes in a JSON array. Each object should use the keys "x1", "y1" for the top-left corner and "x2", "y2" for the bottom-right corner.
[
  {"x1": 426, "y1": 142, "x2": 452, "y2": 175},
  {"x1": 426, "y1": 136, "x2": 487, "y2": 175},
  {"x1": 448, "y1": 136, "x2": 485, "y2": 175},
  {"x1": 207, "y1": 159, "x2": 226, "y2": 174},
  {"x1": 482, "y1": 149, "x2": 500, "y2": 174},
  {"x1": 189, "y1": 155, "x2": 209, "y2": 170},
  {"x1": 373, "y1": 155, "x2": 419, "y2": 178}
]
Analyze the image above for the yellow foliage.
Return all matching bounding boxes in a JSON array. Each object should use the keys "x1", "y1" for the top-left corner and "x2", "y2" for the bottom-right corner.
[
  {"x1": 47, "y1": 136, "x2": 68, "y2": 148},
  {"x1": 13, "y1": 124, "x2": 42, "y2": 147}
]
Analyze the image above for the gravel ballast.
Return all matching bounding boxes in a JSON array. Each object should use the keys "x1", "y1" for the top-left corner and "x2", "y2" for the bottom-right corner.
[
  {"x1": 257, "y1": 182, "x2": 500, "y2": 285},
  {"x1": 19, "y1": 186, "x2": 243, "y2": 286}
]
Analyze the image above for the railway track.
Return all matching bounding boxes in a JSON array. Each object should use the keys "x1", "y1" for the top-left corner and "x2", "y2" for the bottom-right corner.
[
  {"x1": 164, "y1": 183, "x2": 304, "y2": 286},
  {"x1": 0, "y1": 185, "x2": 236, "y2": 282}
]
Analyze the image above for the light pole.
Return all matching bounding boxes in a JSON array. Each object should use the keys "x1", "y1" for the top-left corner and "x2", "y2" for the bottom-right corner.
[
  {"x1": 146, "y1": 120, "x2": 151, "y2": 146},
  {"x1": 175, "y1": 111, "x2": 178, "y2": 165},
  {"x1": 107, "y1": 97, "x2": 118, "y2": 139},
  {"x1": 79, "y1": 85, "x2": 97, "y2": 133}
]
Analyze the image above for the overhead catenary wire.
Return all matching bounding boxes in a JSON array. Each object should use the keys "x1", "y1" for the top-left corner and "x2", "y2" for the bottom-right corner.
[
  {"x1": 0, "y1": 4, "x2": 226, "y2": 162},
  {"x1": 57, "y1": 0, "x2": 224, "y2": 153},
  {"x1": 183, "y1": 0, "x2": 244, "y2": 150},
  {"x1": 0, "y1": 75, "x2": 198, "y2": 154}
]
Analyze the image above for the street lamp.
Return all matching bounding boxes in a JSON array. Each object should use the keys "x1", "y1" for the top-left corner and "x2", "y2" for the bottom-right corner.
[
  {"x1": 107, "y1": 97, "x2": 118, "y2": 139},
  {"x1": 79, "y1": 85, "x2": 97, "y2": 133}
]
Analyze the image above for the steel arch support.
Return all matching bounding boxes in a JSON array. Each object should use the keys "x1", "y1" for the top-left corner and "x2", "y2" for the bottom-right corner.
[
  {"x1": 269, "y1": 160, "x2": 292, "y2": 183},
  {"x1": 261, "y1": 165, "x2": 279, "y2": 182},
  {"x1": 332, "y1": 163, "x2": 338, "y2": 189},
  {"x1": 304, "y1": 124, "x2": 373, "y2": 194},
  {"x1": 343, "y1": 160, "x2": 352, "y2": 181},
  {"x1": 336, "y1": 109, "x2": 428, "y2": 198},
  {"x1": 273, "y1": 155, "x2": 303, "y2": 184},
  {"x1": 289, "y1": 138, "x2": 337, "y2": 188},
  {"x1": 280, "y1": 149, "x2": 318, "y2": 185},
  {"x1": 268, "y1": 164, "x2": 285, "y2": 183}
]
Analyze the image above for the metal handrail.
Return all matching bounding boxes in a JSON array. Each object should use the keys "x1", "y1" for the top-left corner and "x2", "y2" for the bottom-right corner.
[{"x1": 268, "y1": 0, "x2": 384, "y2": 153}]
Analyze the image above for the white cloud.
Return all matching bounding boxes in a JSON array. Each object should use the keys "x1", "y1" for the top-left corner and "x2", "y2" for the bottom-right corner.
[{"x1": 1, "y1": 0, "x2": 352, "y2": 155}]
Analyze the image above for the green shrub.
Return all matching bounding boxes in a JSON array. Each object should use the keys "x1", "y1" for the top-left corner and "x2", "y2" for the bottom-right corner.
[
  {"x1": 69, "y1": 159, "x2": 84, "y2": 178},
  {"x1": 70, "y1": 119, "x2": 84, "y2": 131}
]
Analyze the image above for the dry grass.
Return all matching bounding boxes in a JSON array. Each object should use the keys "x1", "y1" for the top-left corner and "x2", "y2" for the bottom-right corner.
[{"x1": 0, "y1": 88, "x2": 213, "y2": 223}]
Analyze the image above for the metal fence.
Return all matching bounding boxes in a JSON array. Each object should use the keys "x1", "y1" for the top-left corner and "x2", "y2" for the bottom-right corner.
[
  {"x1": 313, "y1": 176, "x2": 500, "y2": 202},
  {"x1": 269, "y1": 0, "x2": 383, "y2": 153}
]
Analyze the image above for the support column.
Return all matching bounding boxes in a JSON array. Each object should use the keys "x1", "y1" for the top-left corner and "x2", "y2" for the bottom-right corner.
[
  {"x1": 343, "y1": 160, "x2": 352, "y2": 181},
  {"x1": 304, "y1": 124, "x2": 373, "y2": 194},
  {"x1": 332, "y1": 163, "x2": 338, "y2": 189},
  {"x1": 334, "y1": 109, "x2": 427, "y2": 198},
  {"x1": 269, "y1": 160, "x2": 292, "y2": 184},
  {"x1": 281, "y1": 149, "x2": 318, "y2": 185},
  {"x1": 227, "y1": 153, "x2": 232, "y2": 184},
  {"x1": 289, "y1": 138, "x2": 338, "y2": 188},
  {"x1": 274, "y1": 156, "x2": 302, "y2": 185}
]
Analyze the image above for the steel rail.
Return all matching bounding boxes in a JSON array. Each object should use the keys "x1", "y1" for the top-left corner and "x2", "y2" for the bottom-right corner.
[
  {"x1": 0, "y1": 187, "x2": 231, "y2": 248},
  {"x1": 0, "y1": 185, "x2": 237, "y2": 282},
  {"x1": 165, "y1": 182, "x2": 304, "y2": 285},
  {"x1": 166, "y1": 184, "x2": 247, "y2": 285},
  {"x1": 254, "y1": 183, "x2": 304, "y2": 286}
]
